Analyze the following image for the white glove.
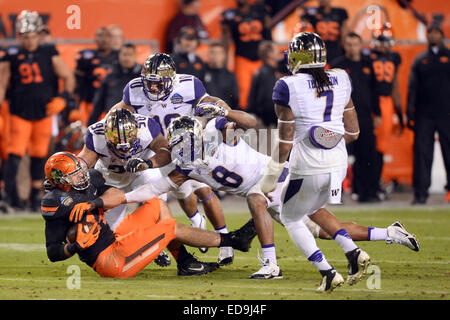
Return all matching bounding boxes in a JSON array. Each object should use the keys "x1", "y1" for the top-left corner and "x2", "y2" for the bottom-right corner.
[
  {"x1": 259, "y1": 159, "x2": 286, "y2": 194},
  {"x1": 194, "y1": 102, "x2": 228, "y2": 118}
]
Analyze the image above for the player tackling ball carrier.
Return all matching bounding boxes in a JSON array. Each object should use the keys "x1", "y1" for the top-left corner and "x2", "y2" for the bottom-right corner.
[
  {"x1": 108, "y1": 53, "x2": 235, "y2": 264},
  {"x1": 40, "y1": 152, "x2": 257, "y2": 278}
]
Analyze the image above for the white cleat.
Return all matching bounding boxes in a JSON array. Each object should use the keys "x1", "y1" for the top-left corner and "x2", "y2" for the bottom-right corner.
[
  {"x1": 249, "y1": 256, "x2": 283, "y2": 279},
  {"x1": 346, "y1": 248, "x2": 371, "y2": 286},
  {"x1": 217, "y1": 246, "x2": 234, "y2": 266},
  {"x1": 386, "y1": 221, "x2": 420, "y2": 252},
  {"x1": 317, "y1": 268, "x2": 344, "y2": 292},
  {"x1": 192, "y1": 212, "x2": 208, "y2": 253}
]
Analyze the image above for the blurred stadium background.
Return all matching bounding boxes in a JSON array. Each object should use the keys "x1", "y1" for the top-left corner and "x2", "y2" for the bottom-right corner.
[{"x1": 0, "y1": 0, "x2": 448, "y2": 206}]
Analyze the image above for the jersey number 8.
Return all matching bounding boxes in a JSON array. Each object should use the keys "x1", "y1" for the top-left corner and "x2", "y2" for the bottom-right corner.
[{"x1": 212, "y1": 166, "x2": 243, "y2": 188}]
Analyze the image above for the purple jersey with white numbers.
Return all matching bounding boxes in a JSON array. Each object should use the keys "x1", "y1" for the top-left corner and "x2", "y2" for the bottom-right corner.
[
  {"x1": 85, "y1": 114, "x2": 162, "y2": 189},
  {"x1": 122, "y1": 73, "x2": 207, "y2": 137}
]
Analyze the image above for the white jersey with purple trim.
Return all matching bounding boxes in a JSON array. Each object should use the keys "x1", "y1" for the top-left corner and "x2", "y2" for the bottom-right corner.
[
  {"x1": 175, "y1": 118, "x2": 289, "y2": 197},
  {"x1": 122, "y1": 73, "x2": 207, "y2": 138},
  {"x1": 85, "y1": 114, "x2": 162, "y2": 189},
  {"x1": 272, "y1": 68, "x2": 352, "y2": 175}
]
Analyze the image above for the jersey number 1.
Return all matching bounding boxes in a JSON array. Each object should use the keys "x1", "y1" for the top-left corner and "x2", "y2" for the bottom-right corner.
[
  {"x1": 19, "y1": 62, "x2": 43, "y2": 84},
  {"x1": 319, "y1": 90, "x2": 334, "y2": 122}
]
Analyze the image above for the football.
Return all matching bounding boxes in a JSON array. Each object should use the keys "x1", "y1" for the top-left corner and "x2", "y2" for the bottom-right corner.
[{"x1": 66, "y1": 222, "x2": 95, "y2": 243}]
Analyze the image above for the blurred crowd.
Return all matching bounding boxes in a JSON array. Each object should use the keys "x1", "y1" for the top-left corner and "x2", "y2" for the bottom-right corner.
[{"x1": 0, "y1": 0, "x2": 448, "y2": 214}]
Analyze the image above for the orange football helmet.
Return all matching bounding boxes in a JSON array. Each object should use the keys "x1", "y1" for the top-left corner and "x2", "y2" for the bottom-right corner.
[{"x1": 45, "y1": 152, "x2": 90, "y2": 191}]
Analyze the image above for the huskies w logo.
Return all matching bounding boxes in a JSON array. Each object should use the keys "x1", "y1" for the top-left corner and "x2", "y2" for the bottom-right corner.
[{"x1": 331, "y1": 189, "x2": 340, "y2": 197}]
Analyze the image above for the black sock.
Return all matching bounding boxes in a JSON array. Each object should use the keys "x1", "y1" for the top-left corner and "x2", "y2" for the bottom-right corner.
[
  {"x1": 219, "y1": 233, "x2": 232, "y2": 248},
  {"x1": 176, "y1": 245, "x2": 193, "y2": 265}
]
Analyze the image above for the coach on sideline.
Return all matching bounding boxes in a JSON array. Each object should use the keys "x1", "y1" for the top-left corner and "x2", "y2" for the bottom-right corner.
[{"x1": 406, "y1": 24, "x2": 450, "y2": 205}]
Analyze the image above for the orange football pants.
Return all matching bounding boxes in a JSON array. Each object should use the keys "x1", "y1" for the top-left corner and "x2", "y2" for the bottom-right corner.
[
  {"x1": 234, "y1": 55, "x2": 263, "y2": 109},
  {"x1": 374, "y1": 96, "x2": 394, "y2": 154},
  {"x1": 93, "y1": 198, "x2": 176, "y2": 278},
  {"x1": 8, "y1": 115, "x2": 53, "y2": 158}
]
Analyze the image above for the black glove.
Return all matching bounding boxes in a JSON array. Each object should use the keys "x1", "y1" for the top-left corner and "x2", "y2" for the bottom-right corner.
[{"x1": 125, "y1": 158, "x2": 153, "y2": 173}]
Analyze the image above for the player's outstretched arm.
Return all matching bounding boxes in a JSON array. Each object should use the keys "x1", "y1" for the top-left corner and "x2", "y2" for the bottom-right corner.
[
  {"x1": 77, "y1": 145, "x2": 99, "y2": 168},
  {"x1": 99, "y1": 187, "x2": 127, "y2": 210},
  {"x1": 147, "y1": 133, "x2": 172, "y2": 168},
  {"x1": 196, "y1": 95, "x2": 257, "y2": 129}
]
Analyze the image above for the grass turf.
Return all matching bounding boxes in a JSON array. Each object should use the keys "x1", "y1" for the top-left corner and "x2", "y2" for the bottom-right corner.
[{"x1": 0, "y1": 207, "x2": 448, "y2": 300}]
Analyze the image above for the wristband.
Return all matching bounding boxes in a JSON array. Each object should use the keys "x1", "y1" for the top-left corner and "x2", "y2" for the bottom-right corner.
[{"x1": 91, "y1": 197, "x2": 104, "y2": 209}]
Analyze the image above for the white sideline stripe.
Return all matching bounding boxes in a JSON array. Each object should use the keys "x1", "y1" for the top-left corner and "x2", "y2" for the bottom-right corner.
[
  {"x1": 146, "y1": 294, "x2": 178, "y2": 299},
  {"x1": 0, "y1": 243, "x2": 45, "y2": 251},
  {"x1": 423, "y1": 236, "x2": 450, "y2": 241},
  {"x1": 0, "y1": 227, "x2": 39, "y2": 231}
]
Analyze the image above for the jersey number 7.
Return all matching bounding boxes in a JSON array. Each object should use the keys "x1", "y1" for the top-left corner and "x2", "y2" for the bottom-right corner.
[{"x1": 319, "y1": 90, "x2": 334, "y2": 122}]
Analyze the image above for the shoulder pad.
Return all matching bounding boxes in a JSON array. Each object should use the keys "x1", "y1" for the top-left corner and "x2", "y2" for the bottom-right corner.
[
  {"x1": 41, "y1": 191, "x2": 62, "y2": 217},
  {"x1": 89, "y1": 168, "x2": 106, "y2": 188}
]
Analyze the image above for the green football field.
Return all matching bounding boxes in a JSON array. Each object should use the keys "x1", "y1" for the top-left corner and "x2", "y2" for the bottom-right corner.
[{"x1": 0, "y1": 207, "x2": 448, "y2": 300}]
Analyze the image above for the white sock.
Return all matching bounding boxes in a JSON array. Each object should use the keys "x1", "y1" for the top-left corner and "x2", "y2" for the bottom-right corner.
[
  {"x1": 368, "y1": 227, "x2": 388, "y2": 241},
  {"x1": 215, "y1": 225, "x2": 228, "y2": 234},
  {"x1": 307, "y1": 249, "x2": 332, "y2": 271},
  {"x1": 333, "y1": 229, "x2": 358, "y2": 253},
  {"x1": 189, "y1": 211, "x2": 203, "y2": 228},
  {"x1": 262, "y1": 244, "x2": 277, "y2": 265},
  {"x1": 285, "y1": 219, "x2": 332, "y2": 271}
]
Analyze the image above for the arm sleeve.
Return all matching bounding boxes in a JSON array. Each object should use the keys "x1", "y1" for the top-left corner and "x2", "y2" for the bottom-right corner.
[
  {"x1": 44, "y1": 218, "x2": 71, "y2": 262},
  {"x1": 272, "y1": 79, "x2": 290, "y2": 107}
]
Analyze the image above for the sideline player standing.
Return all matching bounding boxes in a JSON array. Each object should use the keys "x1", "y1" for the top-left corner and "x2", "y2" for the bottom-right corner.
[
  {"x1": 221, "y1": 0, "x2": 272, "y2": 109},
  {"x1": 0, "y1": 10, "x2": 75, "y2": 211},
  {"x1": 369, "y1": 23, "x2": 404, "y2": 197},
  {"x1": 259, "y1": 32, "x2": 371, "y2": 291},
  {"x1": 75, "y1": 27, "x2": 119, "y2": 125}
]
